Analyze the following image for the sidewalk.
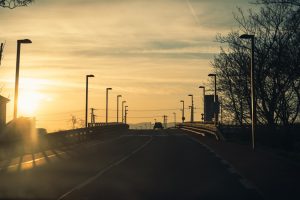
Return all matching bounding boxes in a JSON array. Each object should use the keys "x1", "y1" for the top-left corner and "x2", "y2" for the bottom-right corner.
[{"x1": 186, "y1": 131, "x2": 300, "y2": 200}]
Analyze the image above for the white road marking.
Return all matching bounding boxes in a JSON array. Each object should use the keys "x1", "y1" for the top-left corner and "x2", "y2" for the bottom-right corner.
[
  {"x1": 227, "y1": 167, "x2": 238, "y2": 174},
  {"x1": 186, "y1": 135, "x2": 262, "y2": 194},
  {"x1": 239, "y1": 179, "x2": 255, "y2": 189},
  {"x1": 180, "y1": 128, "x2": 205, "y2": 136},
  {"x1": 57, "y1": 137, "x2": 153, "y2": 200},
  {"x1": 220, "y1": 159, "x2": 230, "y2": 166}
]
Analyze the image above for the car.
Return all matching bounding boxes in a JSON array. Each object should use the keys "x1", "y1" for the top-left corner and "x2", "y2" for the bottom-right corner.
[
  {"x1": 153, "y1": 122, "x2": 164, "y2": 130},
  {"x1": 37, "y1": 128, "x2": 47, "y2": 136}
]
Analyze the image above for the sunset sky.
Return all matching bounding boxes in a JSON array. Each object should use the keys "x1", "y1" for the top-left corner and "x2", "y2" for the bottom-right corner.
[{"x1": 0, "y1": 0, "x2": 250, "y2": 131}]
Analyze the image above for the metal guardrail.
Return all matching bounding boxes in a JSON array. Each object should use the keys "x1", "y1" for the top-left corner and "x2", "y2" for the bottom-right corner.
[{"x1": 176, "y1": 122, "x2": 225, "y2": 141}]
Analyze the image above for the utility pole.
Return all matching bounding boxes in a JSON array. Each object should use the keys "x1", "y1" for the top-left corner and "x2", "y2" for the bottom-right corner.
[
  {"x1": 90, "y1": 108, "x2": 94, "y2": 124},
  {"x1": 90, "y1": 108, "x2": 96, "y2": 124},
  {"x1": 163, "y1": 115, "x2": 168, "y2": 128},
  {"x1": 122, "y1": 101, "x2": 126, "y2": 123},
  {"x1": 124, "y1": 106, "x2": 128, "y2": 124},
  {"x1": 189, "y1": 106, "x2": 192, "y2": 122},
  {"x1": 173, "y1": 112, "x2": 176, "y2": 127}
]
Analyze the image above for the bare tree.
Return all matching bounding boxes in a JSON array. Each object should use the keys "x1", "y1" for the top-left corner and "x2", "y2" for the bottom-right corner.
[
  {"x1": 256, "y1": 0, "x2": 300, "y2": 6},
  {"x1": 0, "y1": 0, "x2": 33, "y2": 9},
  {"x1": 70, "y1": 115, "x2": 77, "y2": 129},
  {"x1": 212, "y1": 2, "x2": 300, "y2": 129}
]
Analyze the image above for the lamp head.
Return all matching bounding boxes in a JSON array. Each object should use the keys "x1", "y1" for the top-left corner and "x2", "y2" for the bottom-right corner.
[
  {"x1": 199, "y1": 86, "x2": 205, "y2": 89},
  {"x1": 208, "y1": 73, "x2": 216, "y2": 77},
  {"x1": 180, "y1": 100, "x2": 184, "y2": 103},
  {"x1": 188, "y1": 94, "x2": 193, "y2": 97},
  {"x1": 18, "y1": 39, "x2": 32, "y2": 44},
  {"x1": 117, "y1": 95, "x2": 122, "y2": 97},
  {"x1": 107, "y1": 87, "x2": 112, "y2": 90}
]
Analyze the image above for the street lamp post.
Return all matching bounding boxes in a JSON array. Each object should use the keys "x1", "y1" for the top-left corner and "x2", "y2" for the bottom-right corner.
[
  {"x1": 208, "y1": 74, "x2": 217, "y2": 126},
  {"x1": 240, "y1": 34, "x2": 256, "y2": 150},
  {"x1": 180, "y1": 100, "x2": 185, "y2": 123},
  {"x1": 188, "y1": 94, "x2": 194, "y2": 122},
  {"x1": 199, "y1": 86, "x2": 205, "y2": 122},
  {"x1": 106, "y1": 88, "x2": 112, "y2": 123},
  {"x1": 14, "y1": 39, "x2": 32, "y2": 119},
  {"x1": 117, "y1": 95, "x2": 122, "y2": 123},
  {"x1": 122, "y1": 100, "x2": 126, "y2": 123},
  {"x1": 85, "y1": 74, "x2": 94, "y2": 128}
]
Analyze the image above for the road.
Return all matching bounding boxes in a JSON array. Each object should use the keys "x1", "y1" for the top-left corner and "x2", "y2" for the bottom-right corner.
[{"x1": 0, "y1": 129, "x2": 262, "y2": 200}]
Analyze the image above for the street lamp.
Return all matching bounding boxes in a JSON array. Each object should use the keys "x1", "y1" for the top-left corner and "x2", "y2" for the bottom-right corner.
[
  {"x1": 180, "y1": 100, "x2": 185, "y2": 123},
  {"x1": 14, "y1": 39, "x2": 32, "y2": 119},
  {"x1": 208, "y1": 73, "x2": 218, "y2": 126},
  {"x1": 199, "y1": 86, "x2": 205, "y2": 122},
  {"x1": 122, "y1": 100, "x2": 126, "y2": 123},
  {"x1": 85, "y1": 74, "x2": 94, "y2": 128},
  {"x1": 106, "y1": 88, "x2": 112, "y2": 123},
  {"x1": 240, "y1": 33, "x2": 256, "y2": 150},
  {"x1": 188, "y1": 94, "x2": 194, "y2": 122},
  {"x1": 117, "y1": 95, "x2": 122, "y2": 123}
]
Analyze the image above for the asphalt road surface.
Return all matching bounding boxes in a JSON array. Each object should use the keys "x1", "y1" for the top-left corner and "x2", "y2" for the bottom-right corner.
[{"x1": 0, "y1": 129, "x2": 263, "y2": 200}]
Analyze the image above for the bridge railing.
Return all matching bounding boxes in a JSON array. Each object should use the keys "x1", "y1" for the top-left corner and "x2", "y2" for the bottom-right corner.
[
  {"x1": 176, "y1": 122, "x2": 225, "y2": 141},
  {"x1": 46, "y1": 123, "x2": 129, "y2": 144},
  {"x1": 0, "y1": 123, "x2": 129, "y2": 161}
]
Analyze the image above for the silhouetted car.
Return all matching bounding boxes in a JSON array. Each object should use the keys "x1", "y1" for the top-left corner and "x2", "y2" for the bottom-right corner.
[
  {"x1": 153, "y1": 122, "x2": 164, "y2": 130},
  {"x1": 37, "y1": 128, "x2": 47, "y2": 137}
]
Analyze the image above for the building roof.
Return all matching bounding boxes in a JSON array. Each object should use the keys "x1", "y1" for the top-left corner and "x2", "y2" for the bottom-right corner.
[{"x1": 0, "y1": 95, "x2": 10, "y2": 103}]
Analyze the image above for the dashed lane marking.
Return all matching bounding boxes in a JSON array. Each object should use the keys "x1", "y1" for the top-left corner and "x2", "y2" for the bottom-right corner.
[
  {"x1": 186, "y1": 135, "x2": 264, "y2": 197},
  {"x1": 227, "y1": 167, "x2": 238, "y2": 174},
  {"x1": 239, "y1": 179, "x2": 256, "y2": 190},
  {"x1": 57, "y1": 136, "x2": 153, "y2": 200},
  {"x1": 220, "y1": 159, "x2": 230, "y2": 166}
]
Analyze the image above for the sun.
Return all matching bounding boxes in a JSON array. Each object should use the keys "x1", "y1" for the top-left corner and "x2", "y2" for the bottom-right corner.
[
  {"x1": 17, "y1": 78, "x2": 50, "y2": 117},
  {"x1": 18, "y1": 91, "x2": 41, "y2": 116}
]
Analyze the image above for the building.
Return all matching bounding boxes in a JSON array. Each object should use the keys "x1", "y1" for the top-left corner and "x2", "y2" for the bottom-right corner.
[
  {"x1": 0, "y1": 95, "x2": 9, "y2": 129},
  {"x1": 204, "y1": 95, "x2": 219, "y2": 122}
]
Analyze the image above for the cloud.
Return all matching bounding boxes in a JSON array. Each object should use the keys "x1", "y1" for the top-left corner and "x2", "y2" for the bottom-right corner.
[{"x1": 0, "y1": 0, "x2": 251, "y2": 130}]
